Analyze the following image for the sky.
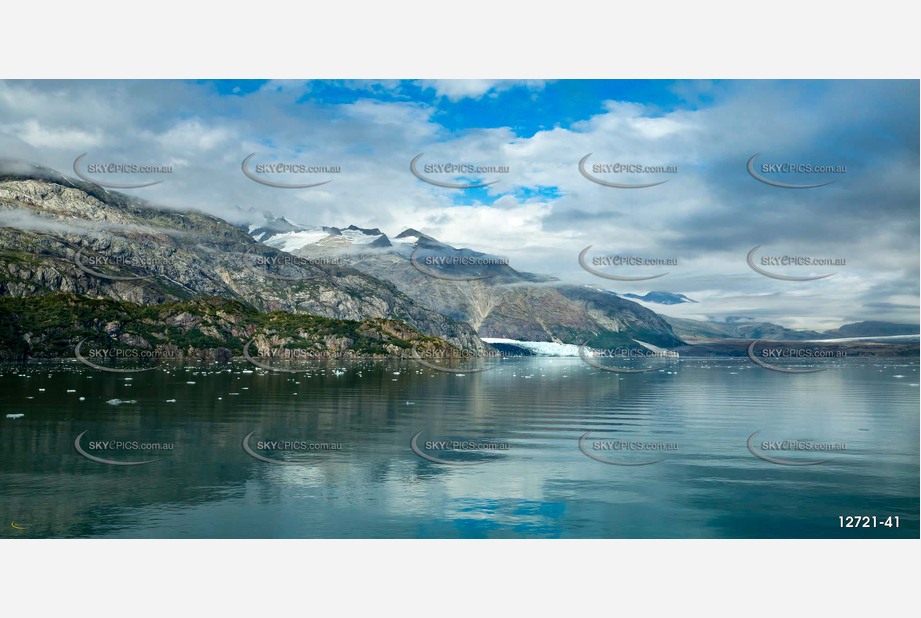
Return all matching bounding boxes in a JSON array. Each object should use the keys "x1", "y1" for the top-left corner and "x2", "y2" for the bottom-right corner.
[{"x1": 0, "y1": 79, "x2": 917, "y2": 330}]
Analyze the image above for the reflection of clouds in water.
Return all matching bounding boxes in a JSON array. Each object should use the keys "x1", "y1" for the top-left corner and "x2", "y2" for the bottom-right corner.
[{"x1": 0, "y1": 357, "x2": 917, "y2": 538}]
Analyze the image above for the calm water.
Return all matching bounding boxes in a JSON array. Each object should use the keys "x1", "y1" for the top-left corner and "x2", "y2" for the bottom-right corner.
[{"x1": 1, "y1": 357, "x2": 918, "y2": 538}]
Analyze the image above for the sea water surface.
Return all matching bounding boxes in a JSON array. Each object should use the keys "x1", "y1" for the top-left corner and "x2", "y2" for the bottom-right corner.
[{"x1": 1, "y1": 356, "x2": 917, "y2": 538}]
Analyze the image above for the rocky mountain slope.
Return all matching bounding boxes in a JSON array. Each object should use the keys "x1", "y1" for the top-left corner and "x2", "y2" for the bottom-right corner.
[
  {"x1": 620, "y1": 291, "x2": 697, "y2": 305},
  {"x1": 663, "y1": 317, "x2": 822, "y2": 341},
  {"x1": 253, "y1": 215, "x2": 685, "y2": 349},
  {"x1": 0, "y1": 163, "x2": 488, "y2": 354}
]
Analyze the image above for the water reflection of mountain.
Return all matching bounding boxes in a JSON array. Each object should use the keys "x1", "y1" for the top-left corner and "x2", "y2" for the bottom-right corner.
[
  {"x1": 1, "y1": 358, "x2": 625, "y2": 538},
  {"x1": 1, "y1": 357, "x2": 916, "y2": 538}
]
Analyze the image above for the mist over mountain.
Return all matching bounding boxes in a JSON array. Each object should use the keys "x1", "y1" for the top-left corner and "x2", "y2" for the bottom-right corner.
[
  {"x1": 665, "y1": 315, "x2": 919, "y2": 342},
  {"x1": 2, "y1": 163, "x2": 913, "y2": 361},
  {"x1": 0, "y1": 166, "x2": 488, "y2": 354},
  {"x1": 248, "y1": 214, "x2": 685, "y2": 349},
  {"x1": 0, "y1": 164, "x2": 684, "y2": 358},
  {"x1": 822, "y1": 321, "x2": 919, "y2": 338},
  {"x1": 620, "y1": 291, "x2": 697, "y2": 305}
]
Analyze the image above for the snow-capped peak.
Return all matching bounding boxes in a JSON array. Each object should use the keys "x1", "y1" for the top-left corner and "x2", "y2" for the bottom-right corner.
[{"x1": 250, "y1": 217, "x2": 393, "y2": 252}]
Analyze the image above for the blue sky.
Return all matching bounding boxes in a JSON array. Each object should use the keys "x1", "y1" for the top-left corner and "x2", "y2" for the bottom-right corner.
[
  {"x1": 200, "y1": 78, "x2": 720, "y2": 136},
  {"x1": 0, "y1": 79, "x2": 917, "y2": 328}
]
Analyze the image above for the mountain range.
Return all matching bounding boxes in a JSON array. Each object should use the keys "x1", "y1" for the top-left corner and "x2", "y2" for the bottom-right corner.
[
  {"x1": 253, "y1": 215, "x2": 683, "y2": 349},
  {"x1": 0, "y1": 161, "x2": 916, "y2": 361},
  {"x1": 664, "y1": 316, "x2": 918, "y2": 342},
  {"x1": 0, "y1": 163, "x2": 486, "y2": 358},
  {"x1": 620, "y1": 291, "x2": 697, "y2": 305}
]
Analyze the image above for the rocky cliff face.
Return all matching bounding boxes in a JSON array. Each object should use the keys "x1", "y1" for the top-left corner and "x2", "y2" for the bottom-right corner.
[
  {"x1": 0, "y1": 169, "x2": 488, "y2": 353},
  {"x1": 302, "y1": 240, "x2": 685, "y2": 349},
  {"x1": 0, "y1": 164, "x2": 683, "y2": 354}
]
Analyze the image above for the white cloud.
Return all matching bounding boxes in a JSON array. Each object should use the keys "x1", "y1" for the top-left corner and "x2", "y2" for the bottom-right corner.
[
  {"x1": 155, "y1": 119, "x2": 234, "y2": 152},
  {"x1": 0, "y1": 79, "x2": 915, "y2": 328},
  {"x1": 6, "y1": 119, "x2": 102, "y2": 149},
  {"x1": 417, "y1": 79, "x2": 546, "y2": 101}
]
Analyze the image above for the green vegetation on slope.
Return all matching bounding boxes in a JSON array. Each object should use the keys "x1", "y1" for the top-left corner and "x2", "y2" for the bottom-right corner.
[{"x1": 0, "y1": 292, "x2": 453, "y2": 361}]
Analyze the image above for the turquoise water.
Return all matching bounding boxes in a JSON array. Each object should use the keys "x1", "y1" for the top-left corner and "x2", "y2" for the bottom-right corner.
[{"x1": 1, "y1": 357, "x2": 917, "y2": 538}]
